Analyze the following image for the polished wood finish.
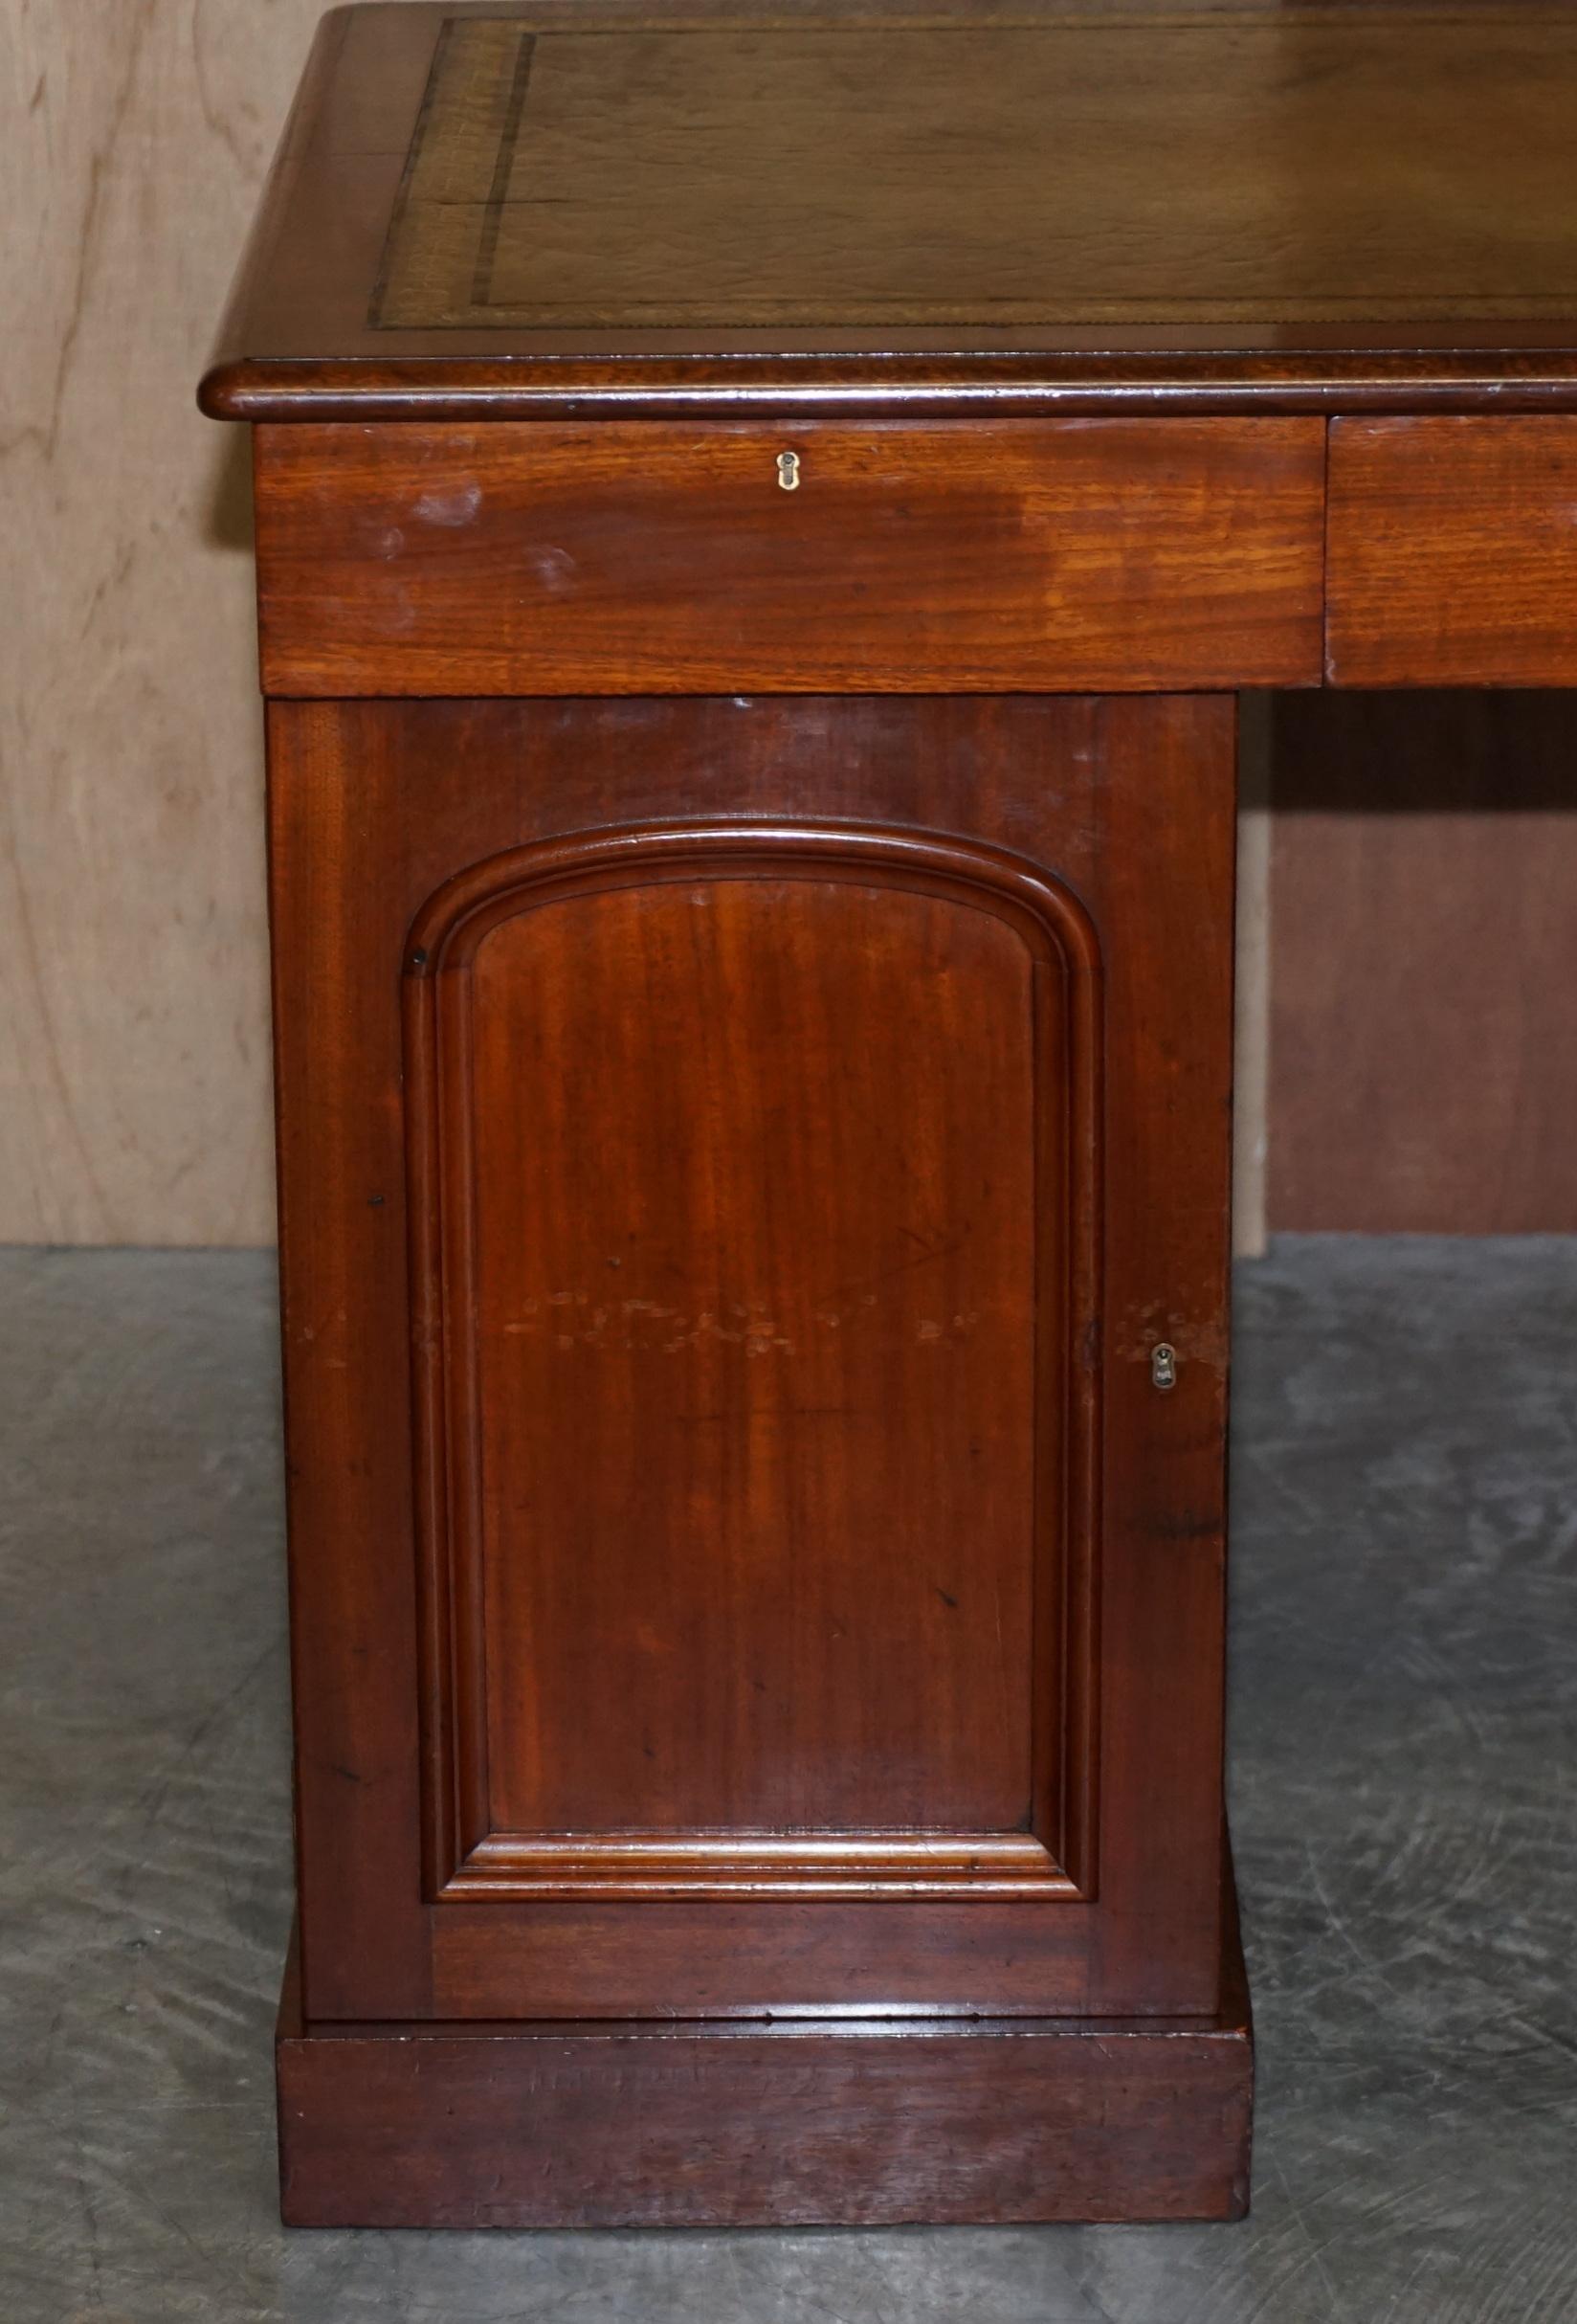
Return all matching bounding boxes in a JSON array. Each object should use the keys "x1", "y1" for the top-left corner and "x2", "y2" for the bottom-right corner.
[
  {"x1": 269, "y1": 693, "x2": 1234, "y2": 2029},
  {"x1": 1327, "y1": 419, "x2": 1577, "y2": 685},
  {"x1": 277, "y1": 1889, "x2": 1254, "y2": 2228},
  {"x1": 201, "y1": 0, "x2": 1577, "y2": 420},
  {"x1": 254, "y1": 419, "x2": 1325, "y2": 694},
  {"x1": 407, "y1": 821, "x2": 1100, "y2": 1902}
]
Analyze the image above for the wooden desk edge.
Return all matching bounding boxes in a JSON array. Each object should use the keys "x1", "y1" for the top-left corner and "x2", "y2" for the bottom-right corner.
[{"x1": 200, "y1": 354, "x2": 1577, "y2": 426}]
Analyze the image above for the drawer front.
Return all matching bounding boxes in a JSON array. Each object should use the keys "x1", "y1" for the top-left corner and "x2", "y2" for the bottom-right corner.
[
  {"x1": 255, "y1": 420, "x2": 1325, "y2": 696},
  {"x1": 1328, "y1": 417, "x2": 1577, "y2": 687}
]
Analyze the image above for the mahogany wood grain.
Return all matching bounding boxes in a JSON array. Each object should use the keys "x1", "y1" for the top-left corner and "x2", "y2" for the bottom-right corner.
[
  {"x1": 254, "y1": 418, "x2": 1324, "y2": 696},
  {"x1": 267, "y1": 692, "x2": 1234, "y2": 2027},
  {"x1": 1327, "y1": 418, "x2": 1577, "y2": 686},
  {"x1": 276, "y1": 1884, "x2": 1254, "y2": 2228},
  {"x1": 407, "y1": 822, "x2": 1100, "y2": 1901}
]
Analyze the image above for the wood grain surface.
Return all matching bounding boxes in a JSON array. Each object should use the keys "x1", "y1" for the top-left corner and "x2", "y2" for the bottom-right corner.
[
  {"x1": 275, "y1": 1902, "x2": 1255, "y2": 2227},
  {"x1": 1328, "y1": 418, "x2": 1577, "y2": 685},
  {"x1": 406, "y1": 823, "x2": 1100, "y2": 1902},
  {"x1": 253, "y1": 418, "x2": 1326, "y2": 695},
  {"x1": 267, "y1": 692, "x2": 1234, "y2": 2024},
  {"x1": 0, "y1": 0, "x2": 335, "y2": 1244}
]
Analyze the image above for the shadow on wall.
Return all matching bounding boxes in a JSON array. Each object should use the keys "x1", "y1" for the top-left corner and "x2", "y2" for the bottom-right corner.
[
  {"x1": 203, "y1": 423, "x2": 255, "y2": 555},
  {"x1": 1267, "y1": 691, "x2": 1577, "y2": 1234}
]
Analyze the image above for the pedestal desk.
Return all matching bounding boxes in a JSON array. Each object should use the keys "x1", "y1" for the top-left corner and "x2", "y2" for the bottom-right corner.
[{"x1": 202, "y1": 0, "x2": 1577, "y2": 2228}]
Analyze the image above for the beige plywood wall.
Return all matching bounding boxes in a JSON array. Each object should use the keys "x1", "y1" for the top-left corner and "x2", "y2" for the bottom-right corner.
[
  {"x1": 0, "y1": 0, "x2": 344, "y2": 1245},
  {"x1": 1268, "y1": 692, "x2": 1577, "y2": 1235}
]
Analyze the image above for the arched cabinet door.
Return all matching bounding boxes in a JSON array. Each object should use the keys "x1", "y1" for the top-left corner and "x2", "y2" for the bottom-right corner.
[
  {"x1": 267, "y1": 693, "x2": 1234, "y2": 2025},
  {"x1": 402, "y1": 820, "x2": 1101, "y2": 1907}
]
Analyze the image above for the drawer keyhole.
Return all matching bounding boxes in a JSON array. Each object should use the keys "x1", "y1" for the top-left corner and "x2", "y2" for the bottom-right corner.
[{"x1": 776, "y1": 450, "x2": 801, "y2": 491}]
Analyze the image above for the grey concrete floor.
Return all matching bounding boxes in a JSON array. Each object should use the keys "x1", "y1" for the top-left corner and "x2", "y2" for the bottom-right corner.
[{"x1": 1, "y1": 1239, "x2": 1574, "y2": 2323}]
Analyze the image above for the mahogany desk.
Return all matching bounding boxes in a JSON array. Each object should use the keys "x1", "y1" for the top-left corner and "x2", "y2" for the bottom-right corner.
[{"x1": 202, "y1": 0, "x2": 1577, "y2": 2229}]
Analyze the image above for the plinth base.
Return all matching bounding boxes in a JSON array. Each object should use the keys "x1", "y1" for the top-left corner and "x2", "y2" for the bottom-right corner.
[{"x1": 277, "y1": 1885, "x2": 1253, "y2": 2229}]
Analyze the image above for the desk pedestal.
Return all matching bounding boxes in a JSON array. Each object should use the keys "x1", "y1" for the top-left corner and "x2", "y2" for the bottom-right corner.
[{"x1": 266, "y1": 690, "x2": 1246, "y2": 2226}]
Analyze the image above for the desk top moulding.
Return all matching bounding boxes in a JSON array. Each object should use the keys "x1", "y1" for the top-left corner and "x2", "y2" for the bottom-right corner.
[{"x1": 201, "y1": 0, "x2": 1577, "y2": 421}]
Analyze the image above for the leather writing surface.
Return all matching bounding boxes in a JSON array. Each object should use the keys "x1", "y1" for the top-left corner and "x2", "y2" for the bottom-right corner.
[{"x1": 374, "y1": 12, "x2": 1577, "y2": 331}]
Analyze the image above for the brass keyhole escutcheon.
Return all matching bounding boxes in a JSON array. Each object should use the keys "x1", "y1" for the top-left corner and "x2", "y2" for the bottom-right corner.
[
  {"x1": 1150, "y1": 1342, "x2": 1178, "y2": 1392},
  {"x1": 776, "y1": 450, "x2": 801, "y2": 491}
]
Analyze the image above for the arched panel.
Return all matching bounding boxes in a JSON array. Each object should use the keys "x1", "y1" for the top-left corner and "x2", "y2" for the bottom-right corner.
[{"x1": 404, "y1": 820, "x2": 1101, "y2": 1899}]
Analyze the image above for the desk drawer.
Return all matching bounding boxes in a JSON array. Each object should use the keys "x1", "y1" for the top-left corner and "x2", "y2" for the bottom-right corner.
[
  {"x1": 255, "y1": 420, "x2": 1324, "y2": 696},
  {"x1": 1328, "y1": 417, "x2": 1577, "y2": 686}
]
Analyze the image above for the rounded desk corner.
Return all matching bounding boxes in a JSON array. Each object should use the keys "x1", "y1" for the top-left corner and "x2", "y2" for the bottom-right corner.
[{"x1": 197, "y1": 360, "x2": 254, "y2": 422}]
